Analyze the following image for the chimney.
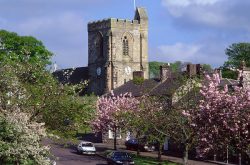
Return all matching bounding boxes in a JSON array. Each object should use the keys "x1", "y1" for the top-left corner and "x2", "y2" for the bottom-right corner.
[
  {"x1": 196, "y1": 64, "x2": 201, "y2": 76},
  {"x1": 133, "y1": 71, "x2": 144, "y2": 79},
  {"x1": 187, "y1": 64, "x2": 201, "y2": 77},
  {"x1": 187, "y1": 64, "x2": 196, "y2": 77},
  {"x1": 215, "y1": 68, "x2": 222, "y2": 79},
  {"x1": 160, "y1": 64, "x2": 171, "y2": 81}
]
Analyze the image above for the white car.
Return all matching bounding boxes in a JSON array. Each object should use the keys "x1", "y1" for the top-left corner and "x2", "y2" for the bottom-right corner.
[{"x1": 77, "y1": 141, "x2": 96, "y2": 155}]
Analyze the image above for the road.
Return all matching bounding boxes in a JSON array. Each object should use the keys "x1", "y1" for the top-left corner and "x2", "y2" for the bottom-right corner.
[{"x1": 48, "y1": 140, "x2": 107, "y2": 165}]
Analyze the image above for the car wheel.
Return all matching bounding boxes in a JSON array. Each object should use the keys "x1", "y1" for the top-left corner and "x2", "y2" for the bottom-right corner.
[{"x1": 77, "y1": 149, "x2": 81, "y2": 154}]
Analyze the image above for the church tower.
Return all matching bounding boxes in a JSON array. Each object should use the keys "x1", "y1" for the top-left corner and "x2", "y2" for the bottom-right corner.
[{"x1": 87, "y1": 7, "x2": 149, "y2": 95}]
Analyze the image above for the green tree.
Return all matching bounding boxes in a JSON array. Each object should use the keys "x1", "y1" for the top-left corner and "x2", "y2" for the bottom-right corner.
[
  {"x1": 0, "y1": 30, "x2": 52, "y2": 67},
  {"x1": 202, "y1": 64, "x2": 212, "y2": 72},
  {"x1": 0, "y1": 30, "x2": 94, "y2": 138},
  {"x1": 0, "y1": 59, "x2": 92, "y2": 138},
  {"x1": 149, "y1": 61, "x2": 182, "y2": 78},
  {"x1": 221, "y1": 68, "x2": 238, "y2": 80},
  {"x1": 171, "y1": 61, "x2": 182, "y2": 72},
  {"x1": 224, "y1": 42, "x2": 250, "y2": 69},
  {"x1": 149, "y1": 61, "x2": 166, "y2": 78}
]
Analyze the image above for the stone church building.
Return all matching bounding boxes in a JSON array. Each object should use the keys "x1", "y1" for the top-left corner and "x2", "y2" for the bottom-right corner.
[
  {"x1": 88, "y1": 7, "x2": 149, "y2": 95},
  {"x1": 54, "y1": 7, "x2": 149, "y2": 95}
]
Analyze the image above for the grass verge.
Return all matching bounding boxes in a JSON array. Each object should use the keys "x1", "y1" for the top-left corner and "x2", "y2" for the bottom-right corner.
[{"x1": 132, "y1": 154, "x2": 178, "y2": 165}]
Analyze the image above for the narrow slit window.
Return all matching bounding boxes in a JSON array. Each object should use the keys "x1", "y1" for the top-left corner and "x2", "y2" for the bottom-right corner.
[{"x1": 123, "y1": 36, "x2": 129, "y2": 56}]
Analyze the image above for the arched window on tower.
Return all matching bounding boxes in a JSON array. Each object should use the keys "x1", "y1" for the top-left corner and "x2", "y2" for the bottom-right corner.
[
  {"x1": 95, "y1": 32, "x2": 103, "y2": 57},
  {"x1": 123, "y1": 36, "x2": 129, "y2": 56}
]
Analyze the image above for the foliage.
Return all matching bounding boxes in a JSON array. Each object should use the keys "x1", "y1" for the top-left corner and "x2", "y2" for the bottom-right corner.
[
  {"x1": 0, "y1": 59, "x2": 92, "y2": 137},
  {"x1": 149, "y1": 61, "x2": 183, "y2": 78},
  {"x1": 0, "y1": 30, "x2": 93, "y2": 138},
  {"x1": 165, "y1": 76, "x2": 201, "y2": 165},
  {"x1": 133, "y1": 76, "x2": 144, "y2": 85},
  {"x1": 0, "y1": 110, "x2": 50, "y2": 165},
  {"x1": 0, "y1": 30, "x2": 53, "y2": 67},
  {"x1": 221, "y1": 68, "x2": 238, "y2": 80},
  {"x1": 202, "y1": 64, "x2": 213, "y2": 72},
  {"x1": 186, "y1": 73, "x2": 250, "y2": 158},
  {"x1": 171, "y1": 61, "x2": 182, "y2": 73},
  {"x1": 138, "y1": 96, "x2": 167, "y2": 160},
  {"x1": 149, "y1": 61, "x2": 167, "y2": 78},
  {"x1": 224, "y1": 42, "x2": 250, "y2": 69},
  {"x1": 149, "y1": 61, "x2": 212, "y2": 78},
  {"x1": 125, "y1": 74, "x2": 200, "y2": 164}
]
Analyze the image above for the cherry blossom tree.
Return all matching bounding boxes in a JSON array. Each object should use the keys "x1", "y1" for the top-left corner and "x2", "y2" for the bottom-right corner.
[
  {"x1": 185, "y1": 73, "x2": 250, "y2": 164},
  {"x1": 91, "y1": 92, "x2": 139, "y2": 150}
]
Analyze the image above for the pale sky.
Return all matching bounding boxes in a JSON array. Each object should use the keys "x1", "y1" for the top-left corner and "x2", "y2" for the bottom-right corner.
[{"x1": 1, "y1": 0, "x2": 250, "y2": 69}]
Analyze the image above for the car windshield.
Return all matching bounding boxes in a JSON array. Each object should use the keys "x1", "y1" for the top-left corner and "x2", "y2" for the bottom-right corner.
[
  {"x1": 113, "y1": 152, "x2": 131, "y2": 159},
  {"x1": 82, "y1": 143, "x2": 93, "y2": 147}
]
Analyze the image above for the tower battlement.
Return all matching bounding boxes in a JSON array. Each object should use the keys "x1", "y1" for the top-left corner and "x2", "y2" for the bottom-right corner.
[
  {"x1": 110, "y1": 18, "x2": 140, "y2": 29},
  {"x1": 88, "y1": 18, "x2": 142, "y2": 32}
]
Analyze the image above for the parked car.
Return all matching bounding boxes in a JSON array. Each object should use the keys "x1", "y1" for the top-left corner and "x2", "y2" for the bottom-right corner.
[
  {"x1": 107, "y1": 151, "x2": 135, "y2": 165},
  {"x1": 77, "y1": 141, "x2": 96, "y2": 155},
  {"x1": 46, "y1": 157, "x2": 56, "y2": 165},
  {"x1": 125, "y1": 138, "x2": 156, "y2": 152}
]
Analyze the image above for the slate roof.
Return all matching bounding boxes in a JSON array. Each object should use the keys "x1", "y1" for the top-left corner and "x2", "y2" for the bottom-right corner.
[
  {"x1": 53, "y1": 67, "x2": 89, "y2": 85},
  {"x1": 110, "y1": 74, "x2": 240, "y2": 97},
  {"x1": 220, "y1": 78, "x2": 239, "y2": 87},
  {"x1": 110, "y1": 73, "x2": 186, "y2": 97},
  {"x1": 111, "y1": 79, "x2": 159, "y2": 97}
]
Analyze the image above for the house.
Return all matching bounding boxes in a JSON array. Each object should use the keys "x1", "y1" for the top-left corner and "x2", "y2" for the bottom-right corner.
[{"x1": 102, "y1": 63, "x2": 241, "y2": 146}]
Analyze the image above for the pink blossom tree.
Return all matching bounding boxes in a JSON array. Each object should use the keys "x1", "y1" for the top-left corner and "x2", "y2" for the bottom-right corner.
[
  {"x1": 91, "y1": 92, "x2": 139, "y2": 150},
  {"x1": 186, "y1": 73, "x2": 250, "y2": 164}
]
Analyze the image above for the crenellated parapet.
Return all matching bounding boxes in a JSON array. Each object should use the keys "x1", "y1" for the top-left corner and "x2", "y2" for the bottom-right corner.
[
  {"x1": 88, "y1": 18, "x2": 143, "y2": 32},
  {"x1": 110, "y1": 18, "x2": 140, "y2": 29}
]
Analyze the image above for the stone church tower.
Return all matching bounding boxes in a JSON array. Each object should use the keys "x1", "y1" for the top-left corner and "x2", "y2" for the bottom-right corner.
[{"x1": 87, "y1": 7, "x2": 149, "y2": 95}]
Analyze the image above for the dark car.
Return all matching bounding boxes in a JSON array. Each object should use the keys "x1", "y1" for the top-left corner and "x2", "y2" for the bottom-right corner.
[
  {"x1": 107, "y1": 151, "x2": 135, "y2": 165},
  {"x1": 125, "y1": 138, "x2": 156, "y2": 152}
]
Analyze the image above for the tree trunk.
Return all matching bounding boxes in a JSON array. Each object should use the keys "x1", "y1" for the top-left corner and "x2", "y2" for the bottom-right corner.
[
  {"x1": 183, "y1": 144, "x2": 189, "y2": 165},
  {"x1": 114, "y1": 127, "x2": 117, "y2": 150},
  {"x1": 226, "y1": 145, "x2": 229, "y2": 164},
  {"x1": 239, "y1": 153, "x2": 242, "y2": 165},
  {"x1": 136, "y1": 133, "x2": 140, "y2": 156},
  {"x1": 158, "y1": 142, "x2": 162, "y2": 162}
]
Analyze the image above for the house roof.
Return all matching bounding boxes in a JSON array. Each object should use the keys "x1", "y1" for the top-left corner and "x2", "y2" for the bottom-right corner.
[
  {"x1": 111, "y1": 78, "x2": 159, "y2": 97},
  {"x1": 110, "y1": 73, "x2": 186, "y2": 97},
  {"x1": 110, "y1": 73, "x2": 240, "y2": 97},
  {"x1": 220, "y1": 78, "x2": 239, "y2": 87},
  {"x1": 53, "y1": 67, "x2": 89, "y2": 85}
]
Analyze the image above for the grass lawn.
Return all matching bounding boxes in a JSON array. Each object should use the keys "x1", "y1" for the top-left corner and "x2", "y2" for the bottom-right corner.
[{"x1": 132, "y1": 154, "x2": 178, "y2": 165}]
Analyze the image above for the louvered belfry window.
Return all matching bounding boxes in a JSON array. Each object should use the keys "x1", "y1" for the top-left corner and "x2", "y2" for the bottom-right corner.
[{"x1": 123, "y1": 36, "x2": 129, "y2": 56}]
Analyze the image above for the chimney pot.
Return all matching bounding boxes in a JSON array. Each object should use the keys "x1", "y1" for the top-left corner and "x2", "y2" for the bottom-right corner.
[
  {"x1": 133, "y1": 71, "x2": 144, "y2": 79},
  {"x1": 160, "y1": 65, "x2": 171, "y2": 81}
]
